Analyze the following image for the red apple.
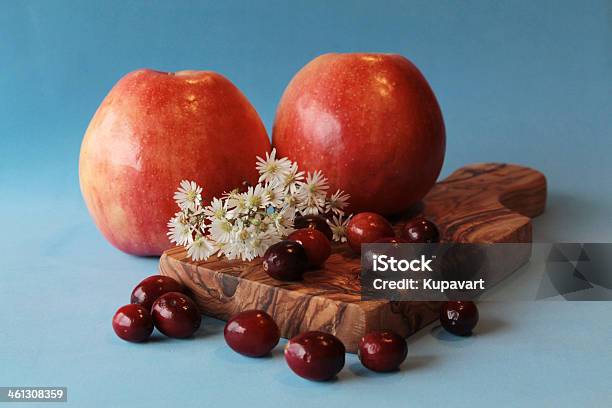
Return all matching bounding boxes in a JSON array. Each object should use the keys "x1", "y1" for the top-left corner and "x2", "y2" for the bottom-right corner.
[
  {"x1": 272, "y1": 53, "x2": 445, "y2": 215},
  {"x1": 80, "y1": 69, "x2": 270, "y2": 256}
]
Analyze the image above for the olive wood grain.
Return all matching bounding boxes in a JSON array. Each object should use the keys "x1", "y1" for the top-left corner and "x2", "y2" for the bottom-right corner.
[{"x1": 159, "y1": 163, "x2": 546, "y2": 352}]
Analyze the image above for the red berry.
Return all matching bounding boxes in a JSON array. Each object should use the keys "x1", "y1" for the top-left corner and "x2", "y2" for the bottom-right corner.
[
  {"x1": 347, "y1": 212, "x2": 395, "y2": 253},
  {"x1": 285, "y1": 331, "x2": 345, "y2": 381},
  {"x1": 358, "y1": 331, "x2": 407, "y2": 372},
  {"x1": 293, "y1": 215, "x2": 333, "y2": 241},
  {"x1": 131, "y1": 275, "x2": 184, "y2": 311},
  {"x1": 224, "y1": 310, "x2": 280, "y2": 357},
  {"x1": 402, "y1": 217, "x2": 440, "y2": 243},
  {"x1": 440, "y1": 301, "x2": 479, "y2": 336},
  {"x1": 263, "y1": 240, "x2": 308, "y2": 281},
  {"x1": 151, "y1": 292, "x2": 201, "y2": 338},
  {"x1": 288, "y1": 228, "x2": 331, "y2": 267},
  {"x1": 362, "y1": 237, "x2": 409, "y2": 269},
  {"x1": 112, "y1": 304, "x2": 154, "y2": 343}
]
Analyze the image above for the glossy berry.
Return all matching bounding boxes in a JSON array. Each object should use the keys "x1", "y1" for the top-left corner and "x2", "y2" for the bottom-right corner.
[
  {"x1": 402, "y1": 217, "x2": 440, "y2": 243},
  {"x1": 151, "y1": 292, "x2": 201, "y2": 338},
  {"x1": 285, "y1": 331, "x2": 345, "y2": 381},
  {"x1": 358, "y1": 331, "x2": 407, "y2": 372},
  {"x1": 112, "y1": 304, "x2": 154, "y2": 343},
  {"x1": 293, "y1": 215, "x2": 333, "y2": 241},
  {"x1": 360, "y1": 237, "x2": 409, "y2": 272},
  {"x1": 131, "y1": 275, "x2": 184, "y2": 311},
  {"x1": 288, "y1": 228, "x2": 331, "y2": 267},
  {"x1": 440, "y1": 301, "x2": 479, "y2": 336},
  {"x1": 224, "y1": 310, "x2": 280, "y2": 357},
  {"x1": 347, "y1": 212, "x2": 395, "y2": 254},
  {"x1": 263, "y1": 240, "x2": 308, "y2": 281}
]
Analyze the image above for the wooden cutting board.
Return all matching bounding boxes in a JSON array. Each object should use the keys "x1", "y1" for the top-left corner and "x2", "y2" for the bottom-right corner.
[{"x1": 159, "y1": 163, "x2": 546, "y2": 352}]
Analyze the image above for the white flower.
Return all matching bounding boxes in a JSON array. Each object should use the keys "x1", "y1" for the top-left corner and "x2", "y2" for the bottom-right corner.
[
  {"x1": 261, "y1": 182, "x2": 285, "y2": 208},
  {"x1": 203, "y1": 197, "x2": 227, "y2": 221},
  {"x1": 296, "y1": 171, "x2": 329, "y2": 215},
  {"x1": 168, "y1": 150, "x2": 352, "y2": 262},
  {"x1": 173, "y1": 180, "x2": 202, "y2": 210},
  {"x1": 283, "y1": 191, "x2": 300, "y2": 208},
  {"x1": 209, "y1": 219, "x2": 234, "y2": 243},
  {"x1": 297, "y1": 193, "x2": 326, "y2": 215},
  {"x1": 326, "y1": 190, "x2": 350, "y2": 216},
  {"x1": 256, "y1": 148, "x2": 292, "y2": 184},
  {"x1": 282, "y1": 162, "x2": 305, "y2": 193},
  {"x1": 244, "y1": 184, "x2": 266, "y2": 211},
  {"x1": 230, "y1": 218, "x2": 248, "y2": 241},
  {"x1": 226, "y1": 192, "x2": 248, "y2": 219},
  {"x1": 221, "y1": 188, "x2": 239, "y2": 199},
  {"x1": 222, "y1": 233, "x2": 249, "y2": 260},
  {"x1": 213, "y1": 241, "x2": 228, "y2": 258},
  {"x1": 247, "y1": 212, "x2": 270, "y2": 234},
  {"x1": 328, "y1": 214, "x2": 352, "y2": 243},
  {"x1": 167, "y1": 212, "x2": 193, "y2": 245},
  {"x1": 245, "y1": 231, "x2": 279, "y2": 261},
  {"x1": 187, "y1": 235, "x2": 216, "y2": 261},
  {"x1": 223, "y1": 244, "x2": 243, "y2": 260},
  {"x1": 269, "y1": 205, "x2": 296, "y2": 237}
]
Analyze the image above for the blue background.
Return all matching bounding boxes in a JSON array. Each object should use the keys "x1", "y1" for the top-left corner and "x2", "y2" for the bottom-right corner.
[{"x1": 1, "y1": 1, "x2": 610, "y2": 407}]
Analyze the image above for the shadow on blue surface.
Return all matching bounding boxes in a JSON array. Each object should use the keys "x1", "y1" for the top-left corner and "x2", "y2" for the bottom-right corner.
[{"x1": 430, "y1": 317, "x2": 509, "y2": 344}]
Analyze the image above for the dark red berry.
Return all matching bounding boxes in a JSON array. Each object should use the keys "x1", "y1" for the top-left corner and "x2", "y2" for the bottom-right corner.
[
  {"x1": 358, "y1": 331, "x2": 407, "y2": 372},
  {"x1": 402, "y1": 217, "x2": 440, "y2": 243},
  {"x1": 131, "y1": 275, "x2": 184, "y2": 311},
  {"x1": 293, "y1": 215, "x2": 333, "y2": 241},
  {"x1": 347, "y1": 212, "x2": 395, "y2": 254},
  {"x1": 362, "y1": 237, "x2": 408, "y2": 265},
  {"x1": 263, "y1": 240, "x2": 308, "y2": 281},
  {"x1": 112, "y1": 304, "x2": 154, "y2": 343},
  {"x1": 224, "y1": 310, "x2": 280, "y2": 357},
  {"x1": 440, "y1": 301, "x2": 479, "y2": 336},
  {"x1": 285, "y1": 331, "x2": 345, "y2": 381},
  {"x1": 151, "y1": 292, "x2": 201, "y2": 338},
  {"x1": 288, "y1": 228, "x2": 331, "y2": 267}
]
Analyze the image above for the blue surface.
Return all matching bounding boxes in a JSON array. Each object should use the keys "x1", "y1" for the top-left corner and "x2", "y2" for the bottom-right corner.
[{"x1": 1, "y1": 1, "x2": 611, "y2": 406}]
